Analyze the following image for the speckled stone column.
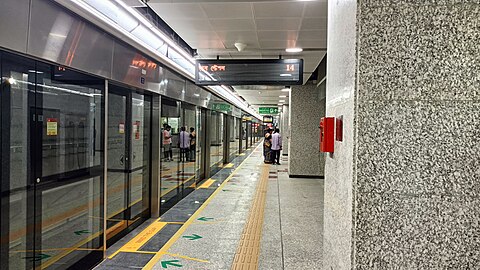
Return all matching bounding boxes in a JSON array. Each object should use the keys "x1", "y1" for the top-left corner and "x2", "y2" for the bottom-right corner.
[
  {"x1": 279, "y1": 104, "x2": 289, "y2": 154},
  {"x1": 288, "y1": 84, "x2": 325, "y2": 177},
  {"x1": 324, "y1": 0, "x2": 480, "y2": 269}
]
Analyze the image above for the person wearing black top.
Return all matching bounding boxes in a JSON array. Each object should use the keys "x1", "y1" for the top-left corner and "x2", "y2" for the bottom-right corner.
[{"x1": 263, "y1": 128, "x2": 273, "y2": 164}]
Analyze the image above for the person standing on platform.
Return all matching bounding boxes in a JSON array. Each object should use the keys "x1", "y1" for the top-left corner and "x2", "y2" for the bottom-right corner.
[
  {"x1": 263, "y1": 128, "x2": 273, "y2": 164},
  {"x1": 163, "y1": 125, "x2": 173, "y2": 161},
  {"x1": 179, "y1": 126, "x2": 190, "y2": 162},
  {"x1": 189, "y1": 127, "x2": 196, "y2": 162},
  {"x1": 271, "y1": 128, "x2": 282, "y2": 165}
]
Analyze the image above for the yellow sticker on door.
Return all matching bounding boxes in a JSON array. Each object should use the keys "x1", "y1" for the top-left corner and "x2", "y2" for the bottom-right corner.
[{"x1": 47, "y1": 118, "x2": 58, "y2": 136}]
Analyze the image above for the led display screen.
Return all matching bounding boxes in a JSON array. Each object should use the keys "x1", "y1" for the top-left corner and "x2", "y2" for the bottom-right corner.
[{"x1": 195, "y1": 59, "x2": 303, "y2": 85}]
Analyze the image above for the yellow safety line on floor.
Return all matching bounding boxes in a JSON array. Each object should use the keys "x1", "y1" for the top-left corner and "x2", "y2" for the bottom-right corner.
[
  {"x1": 165, "y1": 252, "x2": 210, "y2": 263},
  {"x1": 231, "y1": 165, "x2": 270, "y2": 270},
  {"x1": 224, "y1": 163, "x2": 234, "y2": 168},
  {"x1": 198, "y1": 179, "x2": 215, "y2": 189},
  {"x1": 143, "y1": 144, "x2": 261, "y2": 270},
  {"x1": 40, "y1": 230, "x2": 104, "y2": 269},
  {"x1": 108, "y1": 220, "x2": 167, "y2": 259}
]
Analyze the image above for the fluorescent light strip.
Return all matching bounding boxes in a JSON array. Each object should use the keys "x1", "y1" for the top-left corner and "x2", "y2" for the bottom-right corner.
[{"x1": 68, "y1": 0, "x2": 260, "y2": 119}]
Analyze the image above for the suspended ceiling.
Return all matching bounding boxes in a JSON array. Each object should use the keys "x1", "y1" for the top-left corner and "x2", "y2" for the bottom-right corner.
[{"x1": 147, "y1": 0, "x2": 327, "y2": 112}]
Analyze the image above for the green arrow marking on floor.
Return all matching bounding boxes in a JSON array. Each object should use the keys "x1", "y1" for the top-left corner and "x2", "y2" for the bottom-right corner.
[
  {"x1": 161, "y1": 259, "x2": 182, "y2": 268},
  {"x1": 23, "y1": 254, "x2": 51, "y2": 262},
  {"x1": 182, "y1": 234, "x2": 202, "y2": 241},
  {"x1": 197, "y1": 217, "x2": 213, "y2": 222},
  {"x1": 74, "y1": 229, "x2": 90, "y2": 235}
]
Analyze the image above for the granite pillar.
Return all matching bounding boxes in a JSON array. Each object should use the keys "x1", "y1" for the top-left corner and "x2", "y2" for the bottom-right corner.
[
  {"x1": 279, "y1": 104, "x2": 290, "y2": 154},
  {"x1": 324, "y1": 0, "x2": 480, "y2": 269},
  {"x1": 288, "y1": 84, "x2": 325, "y2": 177}
]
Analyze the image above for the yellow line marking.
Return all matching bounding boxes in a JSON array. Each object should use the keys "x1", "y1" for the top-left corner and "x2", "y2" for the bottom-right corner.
[
  {"x1": 115, "y1": 250, "x2": 157, "y2": 255},
  {"x1": 109, "y1": 220, "x2": 167, "y2": 259},
  {"x1": 231, "y1": 165, "x2": 270, "y2": 270},
  {"x1": 165, "y1": 252, "x2": 210, "y2": 263},
  {"x1": 40, "y1": 230, "x2": 103, "y2": 269},
  {"x1": 239, "y1": 153, "x2": 246, "y2": 156},
  {"x1": 143, "y1": 144, "x2": 261, "y2": 269},
  {"x1": 224, "y1": 163, "x2": 234, "y2": 168},
  {"x1": 198, "y1": 179, "x2": 215, "y2": 189}
]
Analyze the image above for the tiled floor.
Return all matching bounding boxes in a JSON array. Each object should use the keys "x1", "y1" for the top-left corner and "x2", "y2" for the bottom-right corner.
[{"x1": 95, "y1": 144, "x2": 324, "y2": 270}]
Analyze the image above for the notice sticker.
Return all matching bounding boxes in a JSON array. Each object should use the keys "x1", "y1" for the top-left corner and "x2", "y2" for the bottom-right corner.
[
  {"x1": 119, "y1": 123, "x2": 125, "y2": 134},
  {"x1": 47, "y1": 118, "x2": 58, "y2": 136}
]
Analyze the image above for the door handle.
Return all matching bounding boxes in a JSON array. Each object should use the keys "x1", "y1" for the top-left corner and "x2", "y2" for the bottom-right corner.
[{"x1": 120, "y1": 155, "x2": 124, "y2": 165}]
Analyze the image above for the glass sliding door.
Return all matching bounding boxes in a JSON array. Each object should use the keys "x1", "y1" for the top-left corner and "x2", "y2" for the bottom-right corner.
[
  {"x1": 181, "y1": 104, "x2": 196, "y2": 193},
  {"x1": 107, "y1": 85, "x2": 151, "y2": 244},
  {"x1": 160, "y1": 98, "x2": 181, "y2": 212},
  {"x1": 0, "y1": 51, "x2": 105, "y2": 269},
  {"x1": 209, "y1": 111, "x2": 224, "y2": 175},
  {"x1": 196, "y1": 108, "x2": 206, "y2": 183}
]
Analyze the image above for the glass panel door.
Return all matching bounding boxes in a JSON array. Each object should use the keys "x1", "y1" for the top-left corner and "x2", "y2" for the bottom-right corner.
[
  {"x1": 160, "y1": 98, "x2": 181, "y2": 211},
  {"x1": 36, "y1": 63, "x2": 104, "y2": 269},
  {"x1": 0, "y1": 52, "x2": 105, "y2": 269},
  {"x1": 181, "y1": 104, "x2": 196, "y2": 193},
  {"x1": 107, "y1": 90, "x2": 128, "y2": 241},
  {"x1": 129, "y1": 93, "x2": 151, "y2": 220},
  {"x1": 107, "y1": 86, "x2": 151, "y2": 244}
]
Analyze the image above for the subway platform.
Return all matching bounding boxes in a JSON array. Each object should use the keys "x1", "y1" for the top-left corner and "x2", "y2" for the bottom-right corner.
[{"x1": 95, "y1": 143, "x2": 323, "y2": 270}]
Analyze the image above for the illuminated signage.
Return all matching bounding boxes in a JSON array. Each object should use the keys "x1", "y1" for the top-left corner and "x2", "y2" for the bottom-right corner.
[
  {"x1": 195, "y1": 59, "x2": 303, "y2": 86},
  {"x1": 259, "y1": 107, "x2": 279, "y2": 115},
  {"x1": 263, "y1": 116, "x2": 273, "y2": 123},
  {"x1": 131, "y1": 59, "x2": 157, "y2": 69}
]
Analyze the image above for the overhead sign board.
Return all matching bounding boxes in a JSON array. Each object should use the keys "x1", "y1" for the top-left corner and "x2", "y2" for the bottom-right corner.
[
  {"x1": 259, "y1": 107, "x2": 279, "y2": 115},
  {"x1": 212, "y1": 103, "x2": 232, "y2": 112},
  {"x1": 263, "y1": 116, "x2": 273, "y2": 123},
  {"x1": 195, "y1": 59, "x2": 303, "y2": 86}
]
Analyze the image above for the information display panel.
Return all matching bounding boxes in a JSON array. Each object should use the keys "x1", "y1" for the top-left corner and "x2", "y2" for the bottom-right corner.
[{"x1": 195, "y1": 59, "x2": 303, "y2": 85}]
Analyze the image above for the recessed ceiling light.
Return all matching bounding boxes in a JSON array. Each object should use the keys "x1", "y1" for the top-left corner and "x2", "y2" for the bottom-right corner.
[
  {"x1": 286, "y1": 47, "x2": 303, "y2": 53},
  {"x1": 278, "y1": 103, "x2": 284, "y2": 105},
  {"x1": 279, "y1": 100, "x2": 285, "y2": 102},
  {"x1": 279, "y1": 95, "x2": 287, "y2": 98},
  {"x1": 281, "y1": 88, "x2": 290, "y2": 92},
  {"x1": 280, "y1": 74, "x2": 292, "y2": 77}
]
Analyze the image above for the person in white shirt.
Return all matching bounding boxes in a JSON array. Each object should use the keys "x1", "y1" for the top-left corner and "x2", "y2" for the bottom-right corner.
[
  {"x1": 271, "y1": 128, "x2": 282, "y2": 165},
  {"x1": 179, "y1": 126, "x2": 190, "y2": 162},
  {"x1": 163, "y1": 125, "x2": 173, "y2": 161}
]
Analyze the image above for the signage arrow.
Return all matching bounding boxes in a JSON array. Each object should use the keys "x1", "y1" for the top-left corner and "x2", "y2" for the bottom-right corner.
[
  {"x1": 197, "y1": 217, "x2": 213, "y2": 222},
  {"x1": 23, "y1": 254, "x2": 51, "y2": 262},
  {"x1": 74, "y1": 230, "x2": 90, "y2": 235},
  {"x1": 182, "y1": 234, "x2": 202, "y2": 241},
  {"x1": 161, "y1": 259, "x2": 182, "y2": 268}
]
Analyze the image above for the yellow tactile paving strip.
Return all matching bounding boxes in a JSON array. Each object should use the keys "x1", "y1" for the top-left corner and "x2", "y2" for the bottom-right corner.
[{"x1": 231, "y1": 165, "x2": 270, "y2": 270}]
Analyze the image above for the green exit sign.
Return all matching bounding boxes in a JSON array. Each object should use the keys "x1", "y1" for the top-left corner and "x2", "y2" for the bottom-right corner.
[
  {"x1": 212, "y1": 103, "x2": 232, "y2": 112},
  {"x1": 259, "y1": 107, "x2": 279, "y2": 115}
]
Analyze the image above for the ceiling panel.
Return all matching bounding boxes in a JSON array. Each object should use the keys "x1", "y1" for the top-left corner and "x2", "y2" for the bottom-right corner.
[
  {"x1": 253, "y1": 2, "x2": 304, "y2": 18},
  {"x1": 297, "y1": 30, "x2": 327, "y2": 41},
  {"x1": 201, "y1": 3, "x2": 253, "y2": 19},
  {"x1": 255, "y1": 18, "x2": 302, "y2": 31},
  {"x1": 215, "y1": 30, "x2": 259, "y2": 45},
  {"x1": 295, "y1": 39, "x2": 327, "y2": 48},
  {"x1": 224, "y1": 41, "x2": 260, "y2": 49},
  {"x1": 301, "y1": 17, "x2": 328, "y2": 31},
  {"x1": 147, "y1": 0, "x2": 328, "y2": 110},
  {"x1": 209, "y1": 18, "x2": 256, "y2": 31},
  {"x1": 304, "y1": 1, "x2": 328, "y2": 18},
  {"x1": 148, "y1": 3, "x2": 207, "y2": 19},
  {"x1": 257, "y1": 30, "x2": 298, "y2": 41},
  {"x1": 259, "y1": 40, "x2": 296, "y2": 49}
]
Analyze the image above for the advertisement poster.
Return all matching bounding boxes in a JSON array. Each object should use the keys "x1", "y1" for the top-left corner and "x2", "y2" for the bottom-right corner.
[
  {"x1": 47, "y1": 118, "x2": 58, "y2": 136},
  {"x1": 134, "y1": 121, "x2": 141, "y2": 140}
]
